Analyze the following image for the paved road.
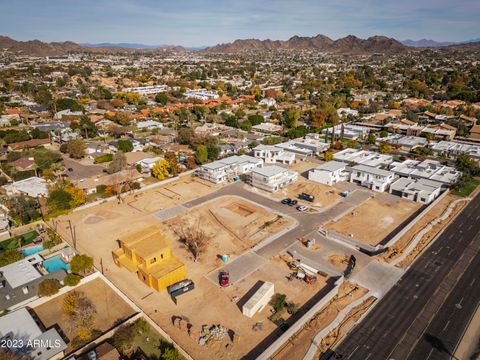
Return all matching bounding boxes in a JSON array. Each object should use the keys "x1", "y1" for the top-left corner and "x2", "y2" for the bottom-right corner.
[
  {"x1": 331, "y1": 193, "x2": 480, "y2": 360},
  {"x1": 183, "y1": 181, "x2": 370, "y2": 258}
]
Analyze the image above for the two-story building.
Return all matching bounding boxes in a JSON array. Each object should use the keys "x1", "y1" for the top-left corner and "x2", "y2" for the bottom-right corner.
[
  {"x1": 389, "y1": 178, "x2": 443, "y2": 204},
  {"x1": 247, "y1": 165, "x2": 298, "y2": 192},
  {"x1": 349, "y1": 164, "x2": 395, "y2": 192},
  {"x1": 253, "y1": 145, "x2": 295, "y2": 165},
  {"x1": 195, "y1": 155, "x2": 263, "y2": 183},
  {"x1": 112, "y1": 225, "x2": 186, "y2": 291},
  {"x1": 308, "y1": 161, "x2": 349, "y2": 186}
]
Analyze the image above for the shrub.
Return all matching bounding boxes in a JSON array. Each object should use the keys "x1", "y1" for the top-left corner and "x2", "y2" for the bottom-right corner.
[
  {"x1": 0, "y1": 249, "x2": 24, "y2": 266},
  {"x1": 94, "y1": 154, "x2": 113, "y2": 164},
  {"x1": 38, "y1": 279, "x2": 62, "y2": 297},
  {"x1": 64, "y1": 273, "x2": 82, "y2": 287},
  {"x1": 70, "y1": 254, "x2": 94, "y2": 275},
  {"x1": 96, "y1": 184, "x2": 107, "y2": 194}
]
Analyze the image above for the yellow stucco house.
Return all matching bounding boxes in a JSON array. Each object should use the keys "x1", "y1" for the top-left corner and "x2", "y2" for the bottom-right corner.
[{"x1": 112, "y1": 225, "x2": 186, "y2": 291}]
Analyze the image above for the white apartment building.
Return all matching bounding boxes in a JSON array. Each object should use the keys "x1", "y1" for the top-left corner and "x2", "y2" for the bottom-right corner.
[
  {"x1": 350, "y1": 164, "x2": 395, "y2": 192},
  {"x1": 389, "y1": 159, "x2": 461, "y2": 185},
  {"x1": 275, "y1": 138, "x2": 330, "y2": 156},
  {"x1": 253, "y1": 145, "x2": 295, "y2": 165},
  {"x1": 184, "y1": 88, "x2": 219, "y2": 100},
  {"x1": 389, "y1": 178, "x2": 443, "y2": 204},
  {"x1": 196, "y1": 155, "x2": 263, "y2": 183},
  {"x1": 334, "y1": 148, "x2": 393, "y2": 167},
  {"x1": 308, "y1": 161, "x2": 349, "y2": 186},
  {"x1": 122, "y1": 85, "x2": 168, "y2": 95},
  {"x1": 247, "y1": 165, "x2": 298, "y2": 192}
]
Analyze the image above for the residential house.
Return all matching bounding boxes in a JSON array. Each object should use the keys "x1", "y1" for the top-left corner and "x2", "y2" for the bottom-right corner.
[
  {"x1": 429, "y1": 141, "x2": 480, "y2": 162},
  {"x1": 274, "y1": 138, "x2": 330, "y2": 156},
  {"x1": 9, "y1": 157, "x2": 36, "y2": 172},
  {"x1": 253, "y1": 145, "x2": 295, "y2": 165},
  {"x1": 0, "y1": 256, "x2": 67, "y2": 311},
  {"x1": 195, "y1": 155, "x2": 263, "y2": 183},
  {"x1": 389, "y1": 159, "x2": 461, "y2": 185},
  {"x1": 389, "y1": 178, "x2": 443, "y2": 204},
  {"x1": 112, "y1": 225, "x2": 186, "y2": 291},
  {"x1": 308, "y1": 161, "x2": 349, "y2": 185},
  {"x1": 247, "y1": 165, "x2": 298, "y2": 192},
  {"x1": 54, "y1": 109, "x2": 83, "y2": 119},
  {"x1": 0, "y1": 307, "x2": 67, "y2": 360},
  {"x1": 3, "y1": 177, "x2": 48, "y2": 197},
  {"x1": 135, "y1": 119, "x2": 164, "y2": 131},
  {"x1": 334, "y1": 148, "x2": 393, "y2": 167},
  {"x1": 252, "y1": 123, "x2": 283, "y2": 133},
  {"x1": 349, "y1": 164, "x2": 395, "y2": 192},
  {"x1": 75, "y1": 169, "x2": 143, "y2": 194},
  {"x1": 136, "y1": 156, "x2": 165, "y2": 172}
]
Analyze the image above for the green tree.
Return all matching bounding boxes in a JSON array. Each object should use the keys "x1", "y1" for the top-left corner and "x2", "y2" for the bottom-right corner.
[
  {"x1": 108, "y1": 153, "x2": 127, "y2": 173},
  {"x1": 117, "y1": 139, "x2": 133, "y2": 152},
  {"x1": 79, "y1": 116, "x2": 97, "y2": 138},
  {"x1": 66, "y1": 139, "x2": 86, "y2": 159},
  {"x1": 38, "y1": 279, "x2": 62, "y2": 297},
  {"x1": 367, "y1": 133, "x2": 376, "y2": 145},
  {"x1": 56, "y1": 98, "x2": 84, "y2": 112},
  {"x1": 456, "y1": 154, "x2": 479, "y2": 176},
  {"x1": 155, "y1": 92, "x2": 168, "y2": 105},
  {"x1": 47, "y1": 189, "x2": 73, "y2": 211},
  {"x1": 64, "y1": 273, "x2": 82, "y2": 286},
  {"x1": 164, "y1": 152, "x2": 180, "y2": 176},
  {"x1": 282, "y1": 108, "x2": 300, "y2": 128},
  {"x1": 151, "y1": 159, "x2": 170, "y2": 180},
  {"x1": 70, "y1": 254, "x2": 94, "y2": 275},
  {"x1": 195, "y1": 145, "x2": 208, "y2": 164},
  {"x1": 0, "y1": 250, "x2": 24, "y2": 266}
]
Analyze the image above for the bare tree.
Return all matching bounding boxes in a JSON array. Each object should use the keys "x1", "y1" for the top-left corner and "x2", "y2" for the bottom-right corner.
[{"x1": 176, "y1": 220, "x2": 210, "y2": 262}]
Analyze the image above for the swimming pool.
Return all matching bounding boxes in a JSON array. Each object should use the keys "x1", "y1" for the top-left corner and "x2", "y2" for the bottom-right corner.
[
  {"x1": 21, "y1": 245, "x2": 44, "y2": 256},
  {"x1": 43, "y1": 255, "x2": 70, "y2": 273}
]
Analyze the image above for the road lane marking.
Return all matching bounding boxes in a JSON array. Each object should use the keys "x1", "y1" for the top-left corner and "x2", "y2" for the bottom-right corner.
[{"x1": 443, "y1": 320, "x2": 450, "y2": 331}]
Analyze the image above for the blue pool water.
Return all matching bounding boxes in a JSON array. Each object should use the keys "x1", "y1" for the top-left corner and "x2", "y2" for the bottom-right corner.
[
  {"x1": 43, "y1": 256, "x2": 70, "y2": 273},
  {"x1": 21, "y1": 245, "x2": 44, "y2": 256}
]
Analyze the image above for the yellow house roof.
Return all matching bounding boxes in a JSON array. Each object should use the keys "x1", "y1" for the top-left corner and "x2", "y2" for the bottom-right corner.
[
  {"x1": 139, "y1": 256, "x2": 185, "y2": 280},
  {"x1": 120, "y1": 225, "x2": 172, "y2": 259}
]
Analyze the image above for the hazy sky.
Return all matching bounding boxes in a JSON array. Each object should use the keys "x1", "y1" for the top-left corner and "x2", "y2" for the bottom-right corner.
[{"x1": 1, "y1": 0, "x2": 479, "y2": 46}]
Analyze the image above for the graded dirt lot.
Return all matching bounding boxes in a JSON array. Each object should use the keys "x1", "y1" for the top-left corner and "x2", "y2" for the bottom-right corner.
[
  {"x1": 34, "y1": 277, "x2": 136, "y2": 353},
  {"x1": 270, "y1": 282, "x2": 368, "y2": 360},
  {"x1": 324, "y1": 197, "x2": 421, "y2": 246},
  {"x1": 268, "y1": 177, "x2": 342, "y2": 208},
  {"x1": 51, "y1": 176, "x2": 307, "y2": 359},
  {"x1": 163, "y1": 196, "x2": 294, "y2": 265},
  {"x1": 380, "y1": 193, "x2": 466, "y2": 264}
]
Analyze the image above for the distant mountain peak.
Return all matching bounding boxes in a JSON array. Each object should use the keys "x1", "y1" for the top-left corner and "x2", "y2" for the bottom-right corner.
[
  {"x1": 0, "y1": 35, "x2": 186, "y2": 56},
  {"x1": 204, "y1": 34, "x2": 406, "y2": 54}
]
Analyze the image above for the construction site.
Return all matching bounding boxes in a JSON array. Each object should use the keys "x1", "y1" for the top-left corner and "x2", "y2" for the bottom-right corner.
[
  {"x1": 48, "y1": 166, "x2": 471, "y2": 360},
  {"x1": 323, "y1": 195, "x2": 421, "y2": 246}
]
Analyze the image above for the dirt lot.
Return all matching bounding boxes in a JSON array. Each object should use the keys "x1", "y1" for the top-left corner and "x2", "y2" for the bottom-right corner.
[
  {"x1": 54, "y1": 174, "x2": 221, "y2": 253},
  {"x1": 52, "y1": 177, "x2": 308, "y2": 360},
  {"x1": 163, "y1": 196, "x2": 293, "y2": 266},
  {"x1": 324, "y1": 197, "x2": 421, "y2": 246},
  {"x1": 268, "y1": 177, "x2": 342, "y2": 208},
  {"x1": 288, "y1": 159, "x2": 320, "y2": 174},
  {"x1": 380, "y1": 194, "x2": 462, "y2": 264},
  {"x1": 270, "y1": 282, "x2": 368, "y2": 360},
  {"x1": 34, "y1": 277, "x2": 136, "y2": 353}
]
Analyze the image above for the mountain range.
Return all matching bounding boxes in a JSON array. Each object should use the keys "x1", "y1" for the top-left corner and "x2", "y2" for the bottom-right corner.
[
  {"x1": 0, "y1": 36, "x2": 186, "y2": 56},
  {"x1": 1, "y1": 34, "x2": 479, "y2": 57},
  {"x1": 401, "y1": 38, "x2": 480, "y2": 48},
  {"x1": 203, "y1": 35, "x2": 407, "y2": 54}
]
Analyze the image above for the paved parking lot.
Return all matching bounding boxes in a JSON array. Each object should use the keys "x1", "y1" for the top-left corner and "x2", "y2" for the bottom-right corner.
[{"x1": 206, "y1": 251, "x2": 267, "y2": 286}]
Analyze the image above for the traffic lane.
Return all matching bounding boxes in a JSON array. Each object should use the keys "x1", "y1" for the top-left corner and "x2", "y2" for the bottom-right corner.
[{"x1": 407, "y1": 234, "x2": 480, "y2": 360}]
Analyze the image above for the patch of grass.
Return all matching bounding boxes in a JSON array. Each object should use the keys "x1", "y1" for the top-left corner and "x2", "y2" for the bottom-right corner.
[
  {"x1": 453, "y1": 178, "x2": 480, "y2": 197},
  {"x1": 0, "y1": 230, "x2": 39, "y2": 250}
]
